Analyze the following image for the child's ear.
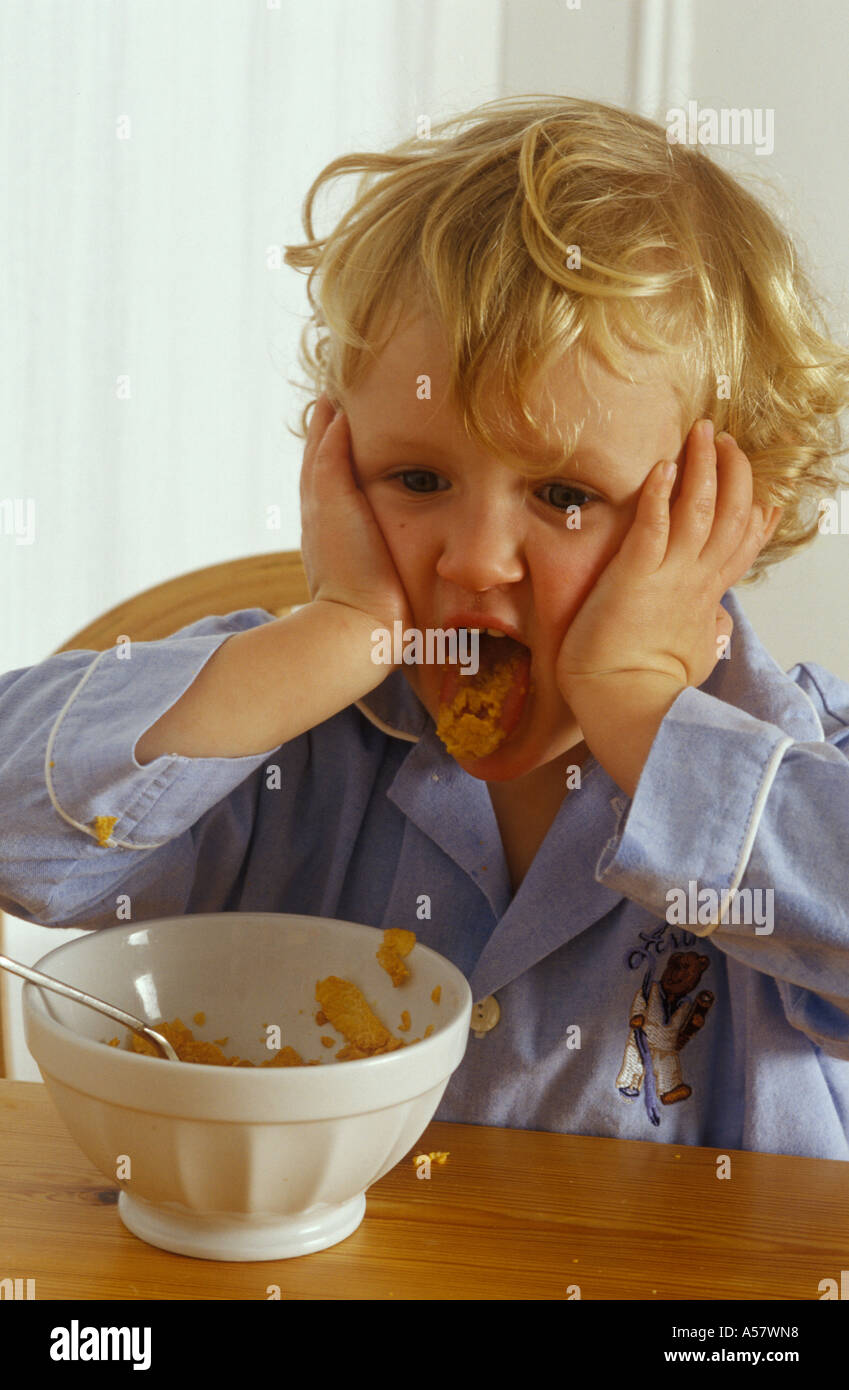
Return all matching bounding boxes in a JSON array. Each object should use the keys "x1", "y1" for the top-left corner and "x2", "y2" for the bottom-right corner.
[{"x1": 761, "y1": 504, "x2": 783, "y2": 545}]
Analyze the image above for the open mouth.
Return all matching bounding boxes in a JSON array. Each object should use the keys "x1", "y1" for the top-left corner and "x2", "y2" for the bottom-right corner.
[{"x1": 435, "y1": 627, "x2": 533, "y2": 761}]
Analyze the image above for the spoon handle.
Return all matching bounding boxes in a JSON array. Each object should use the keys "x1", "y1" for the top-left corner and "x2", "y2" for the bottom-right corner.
[{"x1": 0, "y1": 952, "x2": 179, "y2": 1061}]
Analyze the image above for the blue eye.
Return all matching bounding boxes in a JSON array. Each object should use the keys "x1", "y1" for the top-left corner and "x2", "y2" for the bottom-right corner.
[
  {"x1": 390, "y1": 470, "x2": 594, "y2": 512},
  {"x1": 536, "y1": 482, "x2": 594, "y2": 512},
  {"x1": 393, "y1": 470, "x2": 447, "y2": 493}
]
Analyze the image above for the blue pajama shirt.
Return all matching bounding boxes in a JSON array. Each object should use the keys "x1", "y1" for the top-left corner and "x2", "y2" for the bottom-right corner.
[{"x1": 1, "y1": 588, "x2": 848, "y2": 1159}]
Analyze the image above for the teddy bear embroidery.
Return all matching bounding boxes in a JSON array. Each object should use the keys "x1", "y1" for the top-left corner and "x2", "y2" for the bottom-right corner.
[{"x1": 616, "y1": 951, "x2": 715, "y2": 1127}]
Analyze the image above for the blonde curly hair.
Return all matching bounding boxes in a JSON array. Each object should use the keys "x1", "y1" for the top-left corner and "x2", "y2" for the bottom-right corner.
[{"x1": 283, "y1": 94, "x2": 849, "y2": 583}]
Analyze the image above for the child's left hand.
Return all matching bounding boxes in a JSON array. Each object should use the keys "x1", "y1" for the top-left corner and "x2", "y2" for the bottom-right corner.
[{"x1": 555, "y1": 421, "x2": 782, "y2": 699}]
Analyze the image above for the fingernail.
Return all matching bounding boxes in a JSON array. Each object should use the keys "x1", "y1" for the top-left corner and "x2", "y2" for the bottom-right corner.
[
  {"x1": 699, "y1": 419, "x2": 714, "y2": 441},
  {"x1": 716, "y1": 430, "x2": 735, "y2": 444},
  {"x1": 662, "y1": 460, "x2": 677, "y2": 482}
]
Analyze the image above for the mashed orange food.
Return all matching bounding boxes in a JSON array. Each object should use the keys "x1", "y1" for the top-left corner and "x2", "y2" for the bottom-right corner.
[
  {"x1": 129, "y1": 1018, "x2": 313, "y2": 1066},
  {"x1": 376, "y1": 927, "x2": 416, "y2": 985},
  {"x1": 436, "y1": 650, "x2": 525, "y2": 759},
  {"x1": 314, "y1": 976, "x2": 404, "y2": 1058}
]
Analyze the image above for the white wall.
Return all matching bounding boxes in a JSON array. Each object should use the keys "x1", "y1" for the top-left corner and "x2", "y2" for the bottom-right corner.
[{"x1": 3, "y1": 0, "x2": 848, "y2": 1077}]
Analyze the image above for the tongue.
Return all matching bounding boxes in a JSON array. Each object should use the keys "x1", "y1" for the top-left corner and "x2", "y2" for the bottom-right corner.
[{"x1": 436, "y1": 633, "x2": 532, "y2": 760}]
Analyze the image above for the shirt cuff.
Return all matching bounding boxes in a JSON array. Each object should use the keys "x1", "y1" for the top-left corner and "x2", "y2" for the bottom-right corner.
[{"x1": 595, "y1": 685, "x2": 794, "y2": 933}]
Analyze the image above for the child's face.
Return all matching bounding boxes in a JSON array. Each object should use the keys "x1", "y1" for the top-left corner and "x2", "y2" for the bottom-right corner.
[{"x1": 340, "y1": 308, "x2": 690, "y2": 782}]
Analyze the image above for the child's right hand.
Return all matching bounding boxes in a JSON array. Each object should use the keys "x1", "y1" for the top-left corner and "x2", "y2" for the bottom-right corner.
[{"x1": 299, "y1": 393, "x2": 415, "y2": 634}]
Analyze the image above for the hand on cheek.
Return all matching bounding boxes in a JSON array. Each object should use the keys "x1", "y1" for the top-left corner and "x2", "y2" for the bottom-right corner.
[{"x1": 555, "y1": 420, "x2": 781, "y2": 700}]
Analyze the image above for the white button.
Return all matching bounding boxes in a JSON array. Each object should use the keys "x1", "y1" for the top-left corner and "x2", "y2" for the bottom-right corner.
[{"x1": 471, "y1": 994, "x2": 500, "y2": 1037}]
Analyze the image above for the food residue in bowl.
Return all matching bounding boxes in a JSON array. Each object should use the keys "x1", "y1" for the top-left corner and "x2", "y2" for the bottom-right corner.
[
  {"x1": 376, "y1": 927, "x2": 416, "y2": 985},
  {"x1": 127, "y1": 1018, "x2": 315, "y2": 1066},
  {"x1": 102, "y1": 928, "x2": 443, "y2": 1065},
  {"x1": 314, "y1": 975, "x2": 405, "y2": 1059}
]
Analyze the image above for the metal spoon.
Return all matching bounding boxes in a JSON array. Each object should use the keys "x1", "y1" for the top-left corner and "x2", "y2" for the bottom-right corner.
[{"x1": 0, "y1": 952, "x2": 180, "y2": 1061}]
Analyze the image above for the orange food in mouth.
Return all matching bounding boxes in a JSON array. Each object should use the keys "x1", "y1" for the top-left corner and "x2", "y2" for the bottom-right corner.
[{"x1": 436, "y1": 632, "x2": 531, "y2": 759}]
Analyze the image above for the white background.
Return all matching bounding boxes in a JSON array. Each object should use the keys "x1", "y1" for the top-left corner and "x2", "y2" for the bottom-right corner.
[{"x1": 2, "y1": 0, "x2": 848, "y2": 1076}]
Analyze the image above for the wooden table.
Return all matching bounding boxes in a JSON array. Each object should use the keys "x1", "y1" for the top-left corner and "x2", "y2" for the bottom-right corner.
[{"x1": 2, "y1": 1079, "x2": 848, "y2": 1301}]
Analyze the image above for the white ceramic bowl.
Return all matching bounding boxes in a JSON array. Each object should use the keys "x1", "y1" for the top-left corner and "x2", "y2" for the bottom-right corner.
[{"x1": 23, "y1": 912, "x2": 472, "y2": 1261}]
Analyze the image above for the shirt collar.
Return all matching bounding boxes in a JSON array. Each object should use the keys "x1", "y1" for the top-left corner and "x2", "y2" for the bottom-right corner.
[
  {"x1": 353, "y1": 672, "x2": 430, "y2": 743},
  {"x1": 700, "y1": 589, "x2": 825, "y2": 742}
]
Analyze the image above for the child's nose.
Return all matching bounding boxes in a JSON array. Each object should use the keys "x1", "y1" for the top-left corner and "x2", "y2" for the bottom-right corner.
[{"x1": 435, "y1": 509, "x2": 525, "y2": 591}]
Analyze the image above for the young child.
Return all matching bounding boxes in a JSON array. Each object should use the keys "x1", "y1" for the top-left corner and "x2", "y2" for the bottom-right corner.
[{"x1": 2, "y1": 96, "x2": 849, "y2": 1160}]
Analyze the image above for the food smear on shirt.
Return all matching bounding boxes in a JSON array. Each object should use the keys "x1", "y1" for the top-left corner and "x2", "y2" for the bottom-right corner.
[
  {"x1": 91, "y1": 814, "x2": 118, "y2": 846},
  {"x1": 436, "y1": 631, "x2": 531, "y2": 759}
]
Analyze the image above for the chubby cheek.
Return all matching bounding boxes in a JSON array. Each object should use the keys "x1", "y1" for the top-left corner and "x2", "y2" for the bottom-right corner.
[
  {"x1": 388, "y1": 538, "x2": 433, "y2": 610},
  {"x1": 538, "y1": 532, "x2": 621, "y2": 654},
  {"x1": 375, "y1": 513, "x2": 439, "y2": 606},
  {"x1": 363, "y1": 495, "x2": 413, "y2": 572}
]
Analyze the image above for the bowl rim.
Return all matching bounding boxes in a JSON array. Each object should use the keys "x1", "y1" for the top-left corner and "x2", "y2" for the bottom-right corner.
[{"x1": 23, "y1": 911, "x2": 473, "y2": 1078}]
